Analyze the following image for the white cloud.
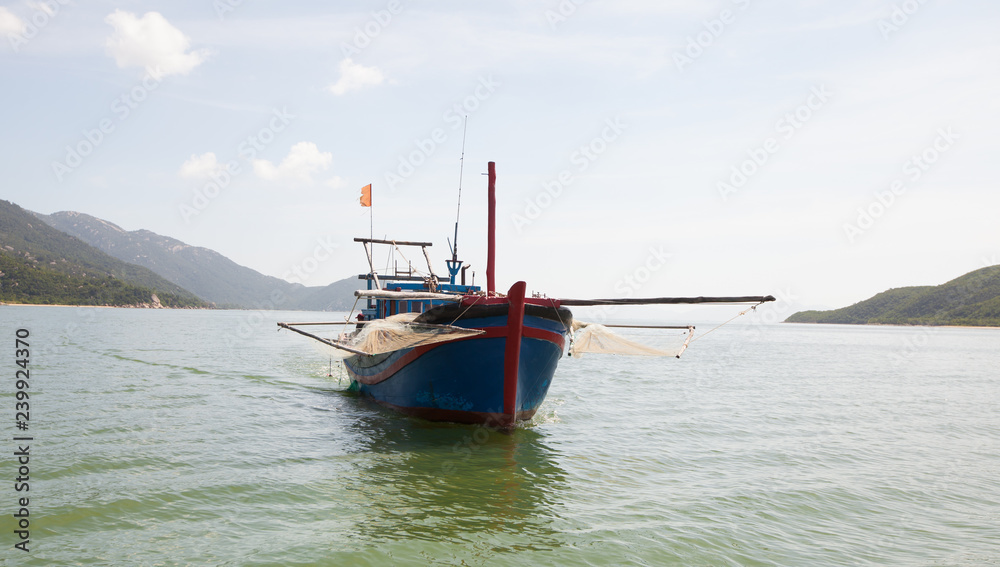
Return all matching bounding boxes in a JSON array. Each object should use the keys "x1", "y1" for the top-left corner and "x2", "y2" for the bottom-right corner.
[
  {"x1": 253, "y1": 142, "x2": 333, "y2": 183},
  {"x1": 325, "y1": 176, "x2": 346, "y2": 189},
  {"x1": 179, "y1": 152, "x2": 223, "y2": 179},
  {"x1": 328, "y1": 58, "x2": 384, "y2": 95},
  {"x1": 0, "y1": 7, "x2": 25, "y2": 36},
  {"x1": 105, "y1": 10, "x2": 209, "y2": 78}
]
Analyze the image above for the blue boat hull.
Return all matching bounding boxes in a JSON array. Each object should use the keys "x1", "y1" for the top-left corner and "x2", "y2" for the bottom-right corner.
[{"x1": 343, "y1": 307, "x2": 571, "y2": 428}]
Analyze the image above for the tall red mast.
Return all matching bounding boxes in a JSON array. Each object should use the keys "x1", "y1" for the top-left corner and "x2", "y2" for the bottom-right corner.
[{"x1": 486, "y1": 161, "x2": 496, "y2": 296}]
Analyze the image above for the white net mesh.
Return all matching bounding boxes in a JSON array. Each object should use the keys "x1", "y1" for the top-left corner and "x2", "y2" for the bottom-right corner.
[
  {"x1": 322, "y1": 313, "x2": 484, "y2": 359},
  {"x1": 569, "y1": 322, "x2": 694, "y2": 358}
]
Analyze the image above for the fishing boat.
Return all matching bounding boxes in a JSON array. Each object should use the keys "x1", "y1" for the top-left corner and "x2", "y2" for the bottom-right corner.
[{"x1": 279, "y1": 161, "x2": 774, "y2": 430}]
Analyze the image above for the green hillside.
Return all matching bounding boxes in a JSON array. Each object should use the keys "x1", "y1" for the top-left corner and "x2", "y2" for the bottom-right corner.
[
  {"x1": 785, "y1": 265, "x2": 1000, "y2": 327},
  {"x1": 0, "y1": 200, "x2": 206, "y2": 307},
  {"x1": 37, "y1": 210, "x2": 358, "y2": 310}
]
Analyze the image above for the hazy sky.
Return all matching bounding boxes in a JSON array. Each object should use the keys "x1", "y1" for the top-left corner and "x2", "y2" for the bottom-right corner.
[{"x1": 2, "y1": 0, "x2": 998, "y2": 315}]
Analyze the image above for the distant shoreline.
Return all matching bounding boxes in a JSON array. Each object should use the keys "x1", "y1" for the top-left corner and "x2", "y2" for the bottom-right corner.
[
  {"x1": 0, "y1": 303, "x2": 343, "y2": 312},
  {"x1": 783, "y1": 321, "x2": 1000, "y2": 330},
  {"x1": 0, "y1": 303, "x2": 209, "y2": 310},
  {"x1": 4, "y1": 303, "x2": 997, "y2": 328}
]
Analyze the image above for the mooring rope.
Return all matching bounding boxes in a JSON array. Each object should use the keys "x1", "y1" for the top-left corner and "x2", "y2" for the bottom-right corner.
[
  {"x1": 448, "y1": 294, "x2": 483, "y2": 326},
  {"x1": 688, "y1": 301, "x2": 765, "y2": 344}
]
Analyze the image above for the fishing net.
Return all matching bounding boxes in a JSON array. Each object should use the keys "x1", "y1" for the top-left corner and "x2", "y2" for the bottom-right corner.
[
  {"x1": 569, "y1": 321, "x2": 694, "y2": 358},
  {"x1": 322, "y1": 313, "x2": 484, "y2": 359}
]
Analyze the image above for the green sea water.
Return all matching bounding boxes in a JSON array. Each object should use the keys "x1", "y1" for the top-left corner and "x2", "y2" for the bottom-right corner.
[{"x1": 1, "y1": 305, "x2": 998, "y2": 565}]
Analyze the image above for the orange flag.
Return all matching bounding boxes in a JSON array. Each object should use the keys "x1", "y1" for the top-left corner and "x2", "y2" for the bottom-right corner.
[{"x1": 360, "y1": 184, "x2": 372, "y2": 207}]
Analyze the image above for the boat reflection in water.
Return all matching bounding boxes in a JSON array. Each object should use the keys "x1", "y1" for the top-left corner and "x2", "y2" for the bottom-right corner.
[{"x1": 336, "y1": 395, "x2": 567, "y2": 555}]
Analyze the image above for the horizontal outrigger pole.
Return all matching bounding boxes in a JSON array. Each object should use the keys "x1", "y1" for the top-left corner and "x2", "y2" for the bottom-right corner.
[
  {"x1": 558, "y1": 295, "x2": 776, "y2": 306},
  {"x1": 600, "y1": 324, "x2": 695, "y2": 329},
  {"x1": 353, "y1": 237, "x2": 434, "y2": 247},
  {"x1": 351, "y1": 290, "x2": 775, "y2": 306}
]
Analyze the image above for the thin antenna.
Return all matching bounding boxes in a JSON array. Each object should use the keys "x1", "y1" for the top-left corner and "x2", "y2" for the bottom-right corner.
[{"x1": 452, "y1": 116, "x2": 468, "y2": 262}]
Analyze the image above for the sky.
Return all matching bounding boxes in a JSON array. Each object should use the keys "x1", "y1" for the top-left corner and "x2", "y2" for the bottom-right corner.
[{"x1": 2, "y1": 0, "x2": 998, "y2": 318}]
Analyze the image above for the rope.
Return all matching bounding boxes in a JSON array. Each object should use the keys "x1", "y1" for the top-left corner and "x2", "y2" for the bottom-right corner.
[
  {"x1": 552, "y1": 301, "x2": 568, "y2": 331},
  {"x1": 448, "y1": 294, "x2": 483, "y2": 326},
  {"x1": 688, "y1": 301, "x2": 763, "y2": 344},
  {"x1": 388, "y1": 241, "x2": 434, "y2": 279},
  {"x1": 391, "y1": 241, "x2": 415, "y2": 273}
]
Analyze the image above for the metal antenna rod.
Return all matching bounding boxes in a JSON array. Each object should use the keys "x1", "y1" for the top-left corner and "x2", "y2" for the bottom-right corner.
[{"x1": 452, "y1": 116, "x2": 468, "y2": 261}]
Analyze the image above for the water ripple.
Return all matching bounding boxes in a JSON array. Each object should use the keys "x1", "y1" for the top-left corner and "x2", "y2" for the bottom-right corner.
[{"x1": 2, "y1": 307, "x2": 998, "y2": 565}]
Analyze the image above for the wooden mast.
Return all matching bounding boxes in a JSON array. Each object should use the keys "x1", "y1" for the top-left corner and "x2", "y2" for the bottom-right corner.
[{"x1": 487, "y1": 161, "x2": 497, "y2": 295}]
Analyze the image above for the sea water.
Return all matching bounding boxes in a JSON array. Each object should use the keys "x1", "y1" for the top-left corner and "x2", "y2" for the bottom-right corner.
[{"x1": 0, "y1": 305, "x2": 997, "y2": 565}]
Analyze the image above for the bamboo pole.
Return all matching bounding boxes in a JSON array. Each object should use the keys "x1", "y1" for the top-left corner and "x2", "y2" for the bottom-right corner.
[
  {"x1": 353, "y1": 290, "x2": 465, "y2": 302},
  {"x1": 278, "y1": 322, "x2": 351, "y2": 326},
  {"x1": 354, "y1": 237, "x2": 434, "y2": 247},
  {"x1": 420, "y1": 246, "x2": 437, "y2": 280},
  {"x1": 362, "y1": 241, "x2": 380, "y2": 290},
  {"x1": 598, "y1": 324, "x2": 696, "y2": 329}
]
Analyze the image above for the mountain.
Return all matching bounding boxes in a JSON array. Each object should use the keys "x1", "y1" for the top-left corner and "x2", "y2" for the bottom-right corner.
[
  {"x1": 785, "y1": 265, "x2": 1000, "y2": 327},
  {"x1": 290, "y1": 278, "x2": 365, "y2": 311},
  {"x1": 0, "y1": 200, "x2": 205, "y2": 307},
  {"x1": 35, "y1": 210, "x2": 358, "y2": 311}
]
